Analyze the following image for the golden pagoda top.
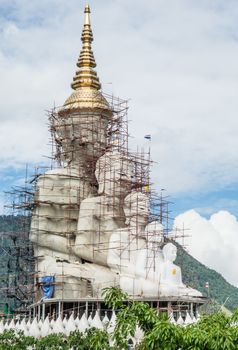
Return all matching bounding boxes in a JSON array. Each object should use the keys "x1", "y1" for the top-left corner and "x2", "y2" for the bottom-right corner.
[
  {"x1": 60, "y1": 4, "x2": 111, "y2": 115},
  {"x1": 71, "y1": 4, "x2": 101, "y2": 90}
]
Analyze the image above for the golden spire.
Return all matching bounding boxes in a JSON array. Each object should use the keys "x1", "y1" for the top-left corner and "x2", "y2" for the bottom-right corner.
[
  {"x1": 60, "y1": 4, "x2": 111, "y2": 114},
  {"x1": 71, "y1": 4, "x2": 101, "y2": 90}
]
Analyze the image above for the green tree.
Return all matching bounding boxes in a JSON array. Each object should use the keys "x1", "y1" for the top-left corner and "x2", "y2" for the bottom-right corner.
[{"x1": 103, "y1": 287, "x2": 238, "y2": 350}]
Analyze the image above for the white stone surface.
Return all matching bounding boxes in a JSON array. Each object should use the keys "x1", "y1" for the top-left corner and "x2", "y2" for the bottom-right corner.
[
  {"x1": 28, "y1": 317, "x2": 40, "y2": 338},
  {"x1": 177, "y1": 313, "x2": 184, "y2": 325},
  {"x1": 102, "y1": 312, "x2": 110, "y2": 328},
  {"x1": 52, "y1": 315, "x2": 65, "y2": 334},
  {"x1": 41, "y1": 316, "x2": 50, "y2": 337},
  {"x1": 65, "y1": 313, "x2": 76, "y2": 336},
  {"x1": 78, "y1": 313, "x2": 89, "y2": 333},
  {"x1": 159, "y1": 243, "x2": 202, "y2": 297},
  {"x1": 184, "y1": 311, "x2": 193, "y2": 325},
  {"x1": 91, "y1": 311, "x2": 104, "y2": 330}
]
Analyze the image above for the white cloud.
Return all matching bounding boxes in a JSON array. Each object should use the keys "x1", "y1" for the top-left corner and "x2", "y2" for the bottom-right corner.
[{"x1": 174, "y1": 209, "x2": 238, "y2": 287}]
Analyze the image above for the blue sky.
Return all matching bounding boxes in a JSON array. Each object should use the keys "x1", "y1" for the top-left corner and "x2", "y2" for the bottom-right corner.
[{"x1": 0, "y1": 0, "x2": 238, "y2": 220}]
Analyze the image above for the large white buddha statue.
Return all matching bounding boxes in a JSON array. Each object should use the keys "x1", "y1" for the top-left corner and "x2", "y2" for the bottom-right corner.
[
  {"x1": 30, "y1": 168, "x2": 83, "y2": 261},
  {"x1": 108, "y1": 191, "x2": 149, "y2": 274},
  {"x1": 159, "y1": 243, "x2": 202, "y2": 297},
  {"x1": 73, "y1": 150, "x2": 134, "y2": 266},
  {"x1": 107, "y1": 192, "x2": 202, "y2": 298},
  {"x1": 108, "y1": 191, "x2": 164, "y2": 296},
  {"x1": 135, "y1": 221, "x2": 164, "y2": 295}
]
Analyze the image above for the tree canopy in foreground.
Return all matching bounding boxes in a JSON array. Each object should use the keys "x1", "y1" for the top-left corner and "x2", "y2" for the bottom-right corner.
[{"x1": 0, "y1": 287, "x2": 238, "y2": 349}]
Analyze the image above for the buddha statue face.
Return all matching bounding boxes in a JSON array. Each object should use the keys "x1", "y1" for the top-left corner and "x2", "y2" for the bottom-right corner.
[
  {"x1": 162, "y1": 243, "x2": 177, "y2": 263},
  {"x1": 124, "y1": 191, "x2": 149, "y2": 227},
  {"x1": 95, "y1": 151, "x2": 134, "y2": 197},
  {"x1": 53, "y1": 113, "x2": 109, "y2": 165},
  {"x1": 145, "y1": 221, "x2": 164, "y2": 243}
]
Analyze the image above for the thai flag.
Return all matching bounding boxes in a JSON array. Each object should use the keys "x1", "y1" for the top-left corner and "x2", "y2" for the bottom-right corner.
[{"x1": 144, "y1": 134, "x2": 151, "y2": 140}]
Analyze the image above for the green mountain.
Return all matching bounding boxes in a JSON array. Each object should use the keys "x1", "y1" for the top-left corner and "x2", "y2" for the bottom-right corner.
[
  {"x1": 0, "y1": 215, "x2": 34, "y2": 312},
  {"x1": 0, "y1": 216, "x2": 238, "y2": 311},
  {"x1": 176, "y1": 244, "x2": 238, "y2": 311}
]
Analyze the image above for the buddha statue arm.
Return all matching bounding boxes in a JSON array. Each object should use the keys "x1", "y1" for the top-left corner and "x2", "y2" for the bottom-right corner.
[
  {"x1": 160, "y1": 262, "x2": 184, "y2": 286},
  {"x1": 30, "y1": 231, "x2": 71, "y2": 255},
  {"x1": 77, "y1": 198, "x2": 97, "y2": 232},
  {"x1": 107, "y1": 233, "x2": 121, "y2": 270},
  {"x1": 135, "y1": 248, "x2": 147, "y2": 279},
  {"x1": 176, "y1": 266, "x2": 184, "y2": 286}
]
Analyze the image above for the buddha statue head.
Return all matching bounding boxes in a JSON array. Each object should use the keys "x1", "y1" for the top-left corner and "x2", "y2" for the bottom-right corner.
[
  {"x1": 95, "y1": 151, "x2": 134, "y2": 197},
  {"x1": 123, "y1": 191, "x2": 149, "y2": 229},
  {"x1": 144, "y1": 221, "x2": 164, "y2": 244},
  {"x1": 162, "y1": 243, "x2": 177, "y2": 263}
]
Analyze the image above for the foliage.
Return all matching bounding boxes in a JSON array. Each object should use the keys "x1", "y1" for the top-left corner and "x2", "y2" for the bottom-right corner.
[
  {"x1": 68, "y1": 328, "x2": 110, "y2": 350},
  {"x1": 67, "y1": 330, "x2": 85, "y2": 349},
  {"x1": 182, "y1": 312, "x2": 238, "y2": 350},
  {"x1": 175, "y1": 242, "x2": 238, "y2": 310},
  {"x1": 35, "y1": 333, "x2": 68, "y2": 349},
  {"x1": 0, "y1": 330, "x2": 34, "y2": 350},
  {"x1": 83, "y1": 328, "x2": 110, "y2": 350},
  {"x1": 0, "y1": 215, "x2": 33, "y2": 312},
  {"x1": 102, "y1": 287, "x2": 238, "y2": 350},
  {"x1": 140, "y1": 319, "x2": 183, "y2": 350},
  {"x1": 102, "y1": 286, "x2": 129, "y2": 310},
  {"x1": 0, "y1": 328, "x2": 110, "y2": 350},
  {"x1": 0, "y1": 215, "x2": 29, "y2": 233}
]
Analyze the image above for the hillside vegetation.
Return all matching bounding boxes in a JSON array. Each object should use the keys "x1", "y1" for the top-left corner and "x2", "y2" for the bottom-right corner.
[
  {"x1": 0, "y1": 215, "x2": 33, "y2": 311},
  {"x1": 176, "y1": 244, "x2": 238, "y2": 310}
]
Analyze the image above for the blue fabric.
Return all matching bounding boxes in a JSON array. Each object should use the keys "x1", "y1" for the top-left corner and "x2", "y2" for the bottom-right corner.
[{"x1": 40, "y1": 276, "x2": 55, "y2": 299}]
